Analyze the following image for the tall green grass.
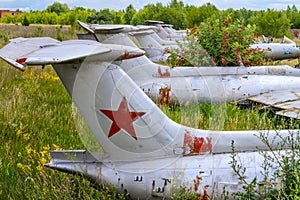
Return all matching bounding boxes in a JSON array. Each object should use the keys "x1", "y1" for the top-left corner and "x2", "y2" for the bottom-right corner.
[
  {"x1": 0, "y1": 63, "x2": 115, "y2": 199},
  {"x1": 162, "y1": 103, "x2": 299, "y2": 130}
]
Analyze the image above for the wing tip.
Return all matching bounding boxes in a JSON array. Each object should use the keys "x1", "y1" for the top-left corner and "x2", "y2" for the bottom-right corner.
[{"x1": 0, "y1": 54, "x2": 26, "y2": 71}]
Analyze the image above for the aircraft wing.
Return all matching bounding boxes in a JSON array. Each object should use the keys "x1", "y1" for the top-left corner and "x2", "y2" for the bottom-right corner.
[
  {"x1": 247, "y1": 89, "x2": 300, "y2": 119},
  {"x1": 0, "y1": 37, "x2": 112, "y2": 70},
  {"x1": 92, "y1": 25, "x2": 124, "y2": 32}
]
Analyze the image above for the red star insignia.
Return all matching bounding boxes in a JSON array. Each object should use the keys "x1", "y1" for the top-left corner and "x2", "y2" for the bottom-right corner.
[{"x1": 100, "y1": 97, "x2": 145, "y2": 140}]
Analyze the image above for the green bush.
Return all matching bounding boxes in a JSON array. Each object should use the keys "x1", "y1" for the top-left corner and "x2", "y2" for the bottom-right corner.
[{"x1": 168, "y1": 14, "x2": 271, "y2": 67}]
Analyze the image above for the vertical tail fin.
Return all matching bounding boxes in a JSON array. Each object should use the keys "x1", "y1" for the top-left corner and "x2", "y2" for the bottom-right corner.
[
  {"x1": 129, "y1": 31, "x2": 170, "y2": 62},
  {"x1": 68, "y1": 61, "x2": 186, "y2": 161},
  {"x1": 77, "y1": 20, "x2": 169, "y2": 63},
  {"x1": 77, "y1": 29, "x2": 168, "y2": 83}
]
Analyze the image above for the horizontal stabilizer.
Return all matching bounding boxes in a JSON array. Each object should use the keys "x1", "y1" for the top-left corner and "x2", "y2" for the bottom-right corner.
[
  {"x1": 44, "y1": 150, "x2": 104, "y2": 176},
  {"x1": 77, "y1": 20, "x2": 124, "y2": 33},
  {"x1": 0, "y1": 54, "x2": 26, "y2": 71},
  {"x1": 46, "y1": 150, "x2": 103, "y2": 163},
  {"x1": 0, "y1": 38, "x2": 145, "y2": 70},
  {"x1": 145, "y1": 20, "x2": 164, "y2": 25},
  {"x1": 0, "y1": 37, "x2": 59, "y2": 59},
  {"x1": 136, "y1": 25, "x2": 157, "y2": 31},
  {"x1": 0, "y1": 37, "x2": 60, "y2": 70},
  {"x1": 23, "y1": 40, "x2": 111, "y2": 65},
  {"x1": 161, "y1": 24, "x2": 173, "y2": 28},
  {"x1": 129, "y1": 30, "x2": 154, "y2": 36}
]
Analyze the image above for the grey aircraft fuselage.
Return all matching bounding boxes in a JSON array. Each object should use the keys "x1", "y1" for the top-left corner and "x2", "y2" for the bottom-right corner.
[
  {"x1": 250, "y1": 42, "x2": 300, "y2": 63},
  {"x1": 78, "y1": 31, "x2": 300, "y2": 118}
]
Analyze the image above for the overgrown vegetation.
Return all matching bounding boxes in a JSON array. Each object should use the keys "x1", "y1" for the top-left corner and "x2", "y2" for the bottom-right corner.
[
  {"x1": 230, "y1": 130, "x2": 300, "y2": 199},
  {"x1": 167, "y1": 15, "x2": 271, "y2": 67}
]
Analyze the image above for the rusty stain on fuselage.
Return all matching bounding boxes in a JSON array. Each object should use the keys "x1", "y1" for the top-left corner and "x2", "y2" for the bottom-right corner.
[
  {"x1": 183, "y1": 130, "x2": 212, "y2": 156},
  {"x1": 159, "y1": 86, "x2": 171, "y2": 105}
]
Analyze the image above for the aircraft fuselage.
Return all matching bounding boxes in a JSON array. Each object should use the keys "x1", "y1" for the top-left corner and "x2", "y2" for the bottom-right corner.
[
  {"x1": 118, "y1": 59, "x2": 300, "y2": 105},
  {"x1": 250, "y1": 43, "x2": 300, "y2": 60},
  {"x1": 46, "y1": 150, "x2": 280, "y2": 199}
]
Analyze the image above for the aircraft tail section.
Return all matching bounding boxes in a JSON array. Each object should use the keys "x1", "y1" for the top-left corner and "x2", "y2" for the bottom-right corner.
[
  {"x1": 129, "y1": 30, "x2": 163, "y2": 50},
  {"x1": 77, "y1": 31, "x2": 169, "y2": 83},
  {"x1": 0, "y1": 37, "x2": 185, "y2": 161},
  {"x1": 38, "y1": 57, "x2": 295, "y2": 161},
  {"x1": 69, "y1": 63, "x2": 186, "y2": 160},
  {"x1": 77, "y1": 20, "x2": 170, "y2": 62}
]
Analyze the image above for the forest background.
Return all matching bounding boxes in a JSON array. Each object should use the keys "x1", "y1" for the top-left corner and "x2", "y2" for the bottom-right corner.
[{"x1": 1, "y1": 0, "x2": 300, "y2": 38}]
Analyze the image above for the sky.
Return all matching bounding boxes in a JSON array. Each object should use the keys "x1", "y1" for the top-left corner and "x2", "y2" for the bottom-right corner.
[{"x1": 0, "y1": 0, "x2": 300, "y2": 12}]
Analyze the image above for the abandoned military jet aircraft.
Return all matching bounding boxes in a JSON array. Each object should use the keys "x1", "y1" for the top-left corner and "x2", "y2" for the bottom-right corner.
[
  {"x1": 145, "y1": 19, "x2": 186, "y2": 40},
  {"x1": 250, "y1": 36, "x2": 300, "y2": 67},
  {"x1": 145, "y1": 20, "x2": 300, "y2": 65},
  {"x1": 77, "y1": 22, "x2": 300, "y2": 119},
  {"x1": 140, "y1": 20, "x2": 300, "y2": 67},
  {"x1": 77, "y1": 20, "x2": 174, "y2": 63},
  {"x1": 0, "y1": 37, "x2": 298, "y2": 199}
]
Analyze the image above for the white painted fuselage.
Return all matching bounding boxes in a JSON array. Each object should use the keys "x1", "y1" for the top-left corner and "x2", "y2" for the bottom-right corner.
[
  {"x1": 47, "y1": 150, "x2": 277, "y2": 199},
  {"x1": 250, "y1": 42, "x2": 300, "y2": 60}
]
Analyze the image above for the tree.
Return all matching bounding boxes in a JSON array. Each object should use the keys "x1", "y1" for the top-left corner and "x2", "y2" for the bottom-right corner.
[
  {"x1": 185, "y1": 3, "x2": 218, "y2": 27},
  {"x1": 252, "y1": 9, "x2": 291, "y2": 38},
  {"x1": 153, "y1": 7, "x2": 185, "y2": 29},
  {"x1": 22, "y1": 15, "x2": 30, "y2": 26},
  {"x1": 131, "y1": 3, "x2": 164, "y2": 25},
  {"x1": 287, "y1": 5, "x2": 300, "y2": 29},
  {"x1": 231, "y1": 8, "x2": 256, "y2": 26},
  {"x1": 168, "y1": 0, "x2": 184, "y2": 9},
  {"x1": 124, "y1": 4, "x2": 136, "y2": 24},
  {"x1": 46, "y1": 2, "x2": 69, "y2": 15},
  {"x1": 87, "y1": 9, "x2": 115, "y2": 24},
  {"x1": 131, "y1": 2, "x2": 185, "y2": 29}
]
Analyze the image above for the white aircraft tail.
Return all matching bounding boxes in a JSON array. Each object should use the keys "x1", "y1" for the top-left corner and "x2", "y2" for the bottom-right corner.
[
  {"x1": 77, "y1": 29, "x2": 170, "y2": 83},
  {"x1": 0, "y1": 37, "x2": 187, "y2": 161},
  {"x1": 77, "y1": 20, "x2": 170, "y2": 63},
  {"x1": 129, "y1": 30, "x2": 165, "y2": 54},
  {"x1": 282, "y1": 35, "x2": 295, "y2": 44}
]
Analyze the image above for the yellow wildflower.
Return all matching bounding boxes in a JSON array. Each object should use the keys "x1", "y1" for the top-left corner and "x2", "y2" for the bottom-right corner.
[
  {"x1": 53, "y1": 144, "x2": 61, "y2": 150},
  {"x1": 43, "y1": 145, "x2": 50, "y2": 151},
  {"x1": 23, "y1": 133, "x2": 30, "y2": 140},
  {"x1": 17, "y1": 163, "x2": 24, "y2": 169},
  {"x1": 36, "y1": 165, "x2": 43, "y2": 171},
  {"x1": 40, "y1": 150, "x2": 47, "y2": 157},
  {"x1": 17, "y1": 129, "x2": 22, "y2": 136},
  {"x1": 25, "y1": 165, "x2": 32, "y2": 172},
  {"x1": 40, "y1": 157, "x2": 48, "y2": 165},
  {"x1": 25, "y1": 146, "x2": 34, "y2": 155}
]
